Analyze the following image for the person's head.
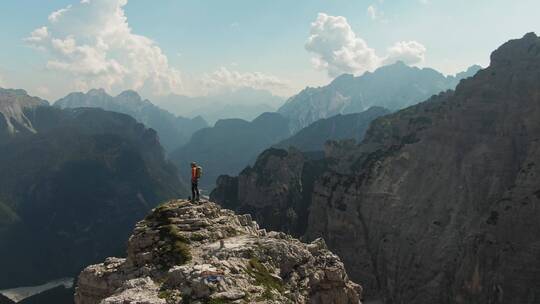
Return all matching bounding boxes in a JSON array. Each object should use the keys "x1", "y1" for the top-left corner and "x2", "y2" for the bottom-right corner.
[{"x1": 191, "y1": 162, "x2": 196, "y2": 168}]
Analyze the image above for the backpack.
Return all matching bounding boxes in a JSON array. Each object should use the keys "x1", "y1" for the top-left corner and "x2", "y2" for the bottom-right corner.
[{"x1": 196, "y1": 166, "x2": 203, "y2": 179}]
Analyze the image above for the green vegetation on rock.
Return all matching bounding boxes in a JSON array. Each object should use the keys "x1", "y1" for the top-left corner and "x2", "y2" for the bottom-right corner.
[
  {"x1": 148, "y1": 203, "x2": 192, "y2": 267},
  {"x1": 245, "y1": 258, "x2": 284, "y2": 299}
]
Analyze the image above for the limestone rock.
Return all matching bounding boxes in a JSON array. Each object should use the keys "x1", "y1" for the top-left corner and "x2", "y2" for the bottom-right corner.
[{"x1": 74, "y1": 199, "x2": 362, "y2": 304}]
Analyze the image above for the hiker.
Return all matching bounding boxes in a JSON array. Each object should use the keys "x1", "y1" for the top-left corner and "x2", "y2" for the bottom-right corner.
[{"x1": 191, "y1": 162, "x2": 202, "y2": 201}]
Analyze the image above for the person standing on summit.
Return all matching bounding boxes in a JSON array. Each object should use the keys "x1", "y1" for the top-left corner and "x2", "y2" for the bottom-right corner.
[{"x1": 190, "y1": 162, "x2": 202, "y2": 202}]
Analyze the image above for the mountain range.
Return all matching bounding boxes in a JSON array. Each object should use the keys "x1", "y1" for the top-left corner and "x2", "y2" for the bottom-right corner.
[
  {"x1": 2, "y1": 28, "x2": 536, "y2": 304},
  {"x1": 171, "y1": 63, "x2": 479, "y2": 190},
  {"x1": 55, "y1": 89, "x2": 208, "y2": 152},
  {"x1": 154, "y1": 87, "x2": 285, "y2": 125},
  {"x1": 279, "y1": 62, "x2": 482, "y2": 131},
  {"x1": 170, "y1": 112, "x2": 291, "y2": 190},
  {"x1": 211, "y1": 33, "x2": 540, "y2": 303},
  {"x1": 0, "y1": 88, "x2": 184, "y2": 295}
]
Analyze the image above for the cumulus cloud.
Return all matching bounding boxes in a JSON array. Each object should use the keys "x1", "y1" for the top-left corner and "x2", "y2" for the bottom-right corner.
[
  {"x1": 26, "y1": 26, "x2": 49, "y2": 43},
  {"x1": 201, "y1": 67, "x2": 288, "y2": 94},
  {"x1": 384, "y1": 41, "x2": 426, "y2": 65},
  {"x1": 26, "y1": 1, "x2": 291, "y2": 98},
  {"x1": 26, "y1": 0, "x2": 183, "y2": 96},
  {"x1": 305, "y1": 13, "x2": 427, "y2": 77},
  {"x1": 305, "y1": 13, "x2": 380, "y2": 77}
]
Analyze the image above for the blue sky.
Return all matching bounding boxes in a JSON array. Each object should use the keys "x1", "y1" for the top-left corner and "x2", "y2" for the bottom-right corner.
[{"x1": 0, "y1": 0, "x2": 539, "y2": 101}]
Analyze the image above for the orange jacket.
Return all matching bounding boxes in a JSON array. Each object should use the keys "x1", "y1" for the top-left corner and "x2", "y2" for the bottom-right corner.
[{"x1": 191, "y1": 167, "x2": 198, "y2": 181}]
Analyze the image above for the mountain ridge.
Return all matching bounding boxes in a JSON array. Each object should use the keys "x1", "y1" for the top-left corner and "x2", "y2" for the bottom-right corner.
[
  {"x1": 0, "y1": 89, "x2": 186, "y2": 291},
  {"x1": 0, "y1": 88, "x2": 49, "y2": 138},
  {"x1": 170, "y1": 112, "x2": 291, "y2": 189},
  {"x1": 155, "y1": 87, "x2": 285, "y2": 124},
  {"x1": 278, "y1": 62, "x2": 482, "y2": 131},
  {"x1": 55, "y1": 89, "x2": 207, "y2": 152},
  {"x1": 212, "y1": 33, "x2": 540, "y2": 303},
  {"x1": 274, "y1": 106, "x2": 391, "y2": 152}
]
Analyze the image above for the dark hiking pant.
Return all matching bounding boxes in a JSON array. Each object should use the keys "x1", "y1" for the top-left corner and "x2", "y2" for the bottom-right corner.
[{"x1": 191, "y1": 180, "x2": 199, "y2": 201}]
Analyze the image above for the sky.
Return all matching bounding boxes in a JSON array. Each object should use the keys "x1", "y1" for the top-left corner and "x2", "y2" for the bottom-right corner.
[{"x1": 0, "y1": 0, "x2": 539, "y2": 102}]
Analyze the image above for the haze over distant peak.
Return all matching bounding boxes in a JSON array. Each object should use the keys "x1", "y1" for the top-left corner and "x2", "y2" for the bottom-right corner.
[
  {"x1": 155, "y1": 87, "x2": 285, "y2": 124},
  {"x1": 279, "y1": 62, "x2": 482, "y2": 131},
  {"x1": 55, "y1": 89, "x2": 208, "y2": 152}
]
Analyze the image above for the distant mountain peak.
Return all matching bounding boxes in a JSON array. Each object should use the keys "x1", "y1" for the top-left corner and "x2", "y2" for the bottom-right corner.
[
  {"x1": 490, "y1": 31, "x2": 540, "y2": 67},
  {"x1": 466, "y1": 64, "x2": 483, "y2": 71},
  {"x1": 116, "y1": 90, "x2": 143, "y2": 101},
  {"x1": 87, "y1": 88, "x2": 108, "y2": 96},
  {"x1": 329, "y1": 73, "x2": 355, "y2": 86},
  {"x1": 279, "y1": 62, "x2": 474, "y2": 130},
  {"x1": 391, "y1": 60, "x2": 408, "y2": 67},
  {"x1": 54, "y1": 89, "x2": 208, "y2": 151},
  {"x1": 0, "y1": 88, "x2": 48, "y2": 136},
  {"x1": 0, "y1": 88, "x2": 30, "y2": 97},
  {"x1": 523, "y1": 31, "x2": 538, "y2": 39}
]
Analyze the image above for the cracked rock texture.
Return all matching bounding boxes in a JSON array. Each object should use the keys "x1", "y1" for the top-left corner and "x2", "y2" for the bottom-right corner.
[{"x1": 74, "y1": 199, "x2": 362, "y2": 304}]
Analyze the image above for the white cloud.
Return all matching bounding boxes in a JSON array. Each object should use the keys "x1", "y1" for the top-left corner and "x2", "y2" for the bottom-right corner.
[
  {"x1": 305, "y1": 13, "x2": 380, "y2": 77},
  {"x1": 26, "y1": 26, "x2": 49, "y2": 43},
  {"x1": 26, "y1": 0, "x2": 183, "y2": 96},
  {"x1": 201, "y1": 67, "x2": 288, "y2": 94},
  {"x1": 48, "y1": 5, "x2": 72, "y2": 23},
  {"x1": 305, "y1": 13, "x2": 426, "y2": 77},
  {"x1": 384, "y1": 41, "x2": 426, "y2": 65},
  {"x1": 26, "y1": 0, "x2": 291, "y2": 98}
]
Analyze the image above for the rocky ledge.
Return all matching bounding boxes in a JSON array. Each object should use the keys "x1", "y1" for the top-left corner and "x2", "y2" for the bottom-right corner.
[{"x1": 74, "y1": 200, "x2": 362, "y2": 304}]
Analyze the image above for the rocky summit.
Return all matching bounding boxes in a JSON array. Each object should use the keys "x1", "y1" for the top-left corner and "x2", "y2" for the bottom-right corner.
[{"x1": 74, "y1": 199, "x2": 362, "y2": 304}]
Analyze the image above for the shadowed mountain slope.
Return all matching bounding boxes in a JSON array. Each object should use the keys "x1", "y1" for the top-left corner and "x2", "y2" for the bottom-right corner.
[
  {"x1": 212, "y1": 33, "x2": 540, "y2": 303},
  {"x1": 275, "y1": 106, "x2": 390, "y2": 152},
  {"x1": 0, "y1": 89, "x2": 185, "y2": 290},
  {"x1": 55, "y1": 89, "x2": 207, "y2": 152}
]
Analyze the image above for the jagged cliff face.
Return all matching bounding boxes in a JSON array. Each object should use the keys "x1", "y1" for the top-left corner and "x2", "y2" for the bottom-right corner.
[
  {"x1": 212, "y1": 33, "x2": 540, "y2": 303},
  {"x1": 0, "y1": 88, "x2": 48, "y2": 139},
  {"x1": 0, "y1": 91, "x2": 185, "y2": 289},
  {"x1": 75, "y1": 199, "x2": 362, "y2": 304}
]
